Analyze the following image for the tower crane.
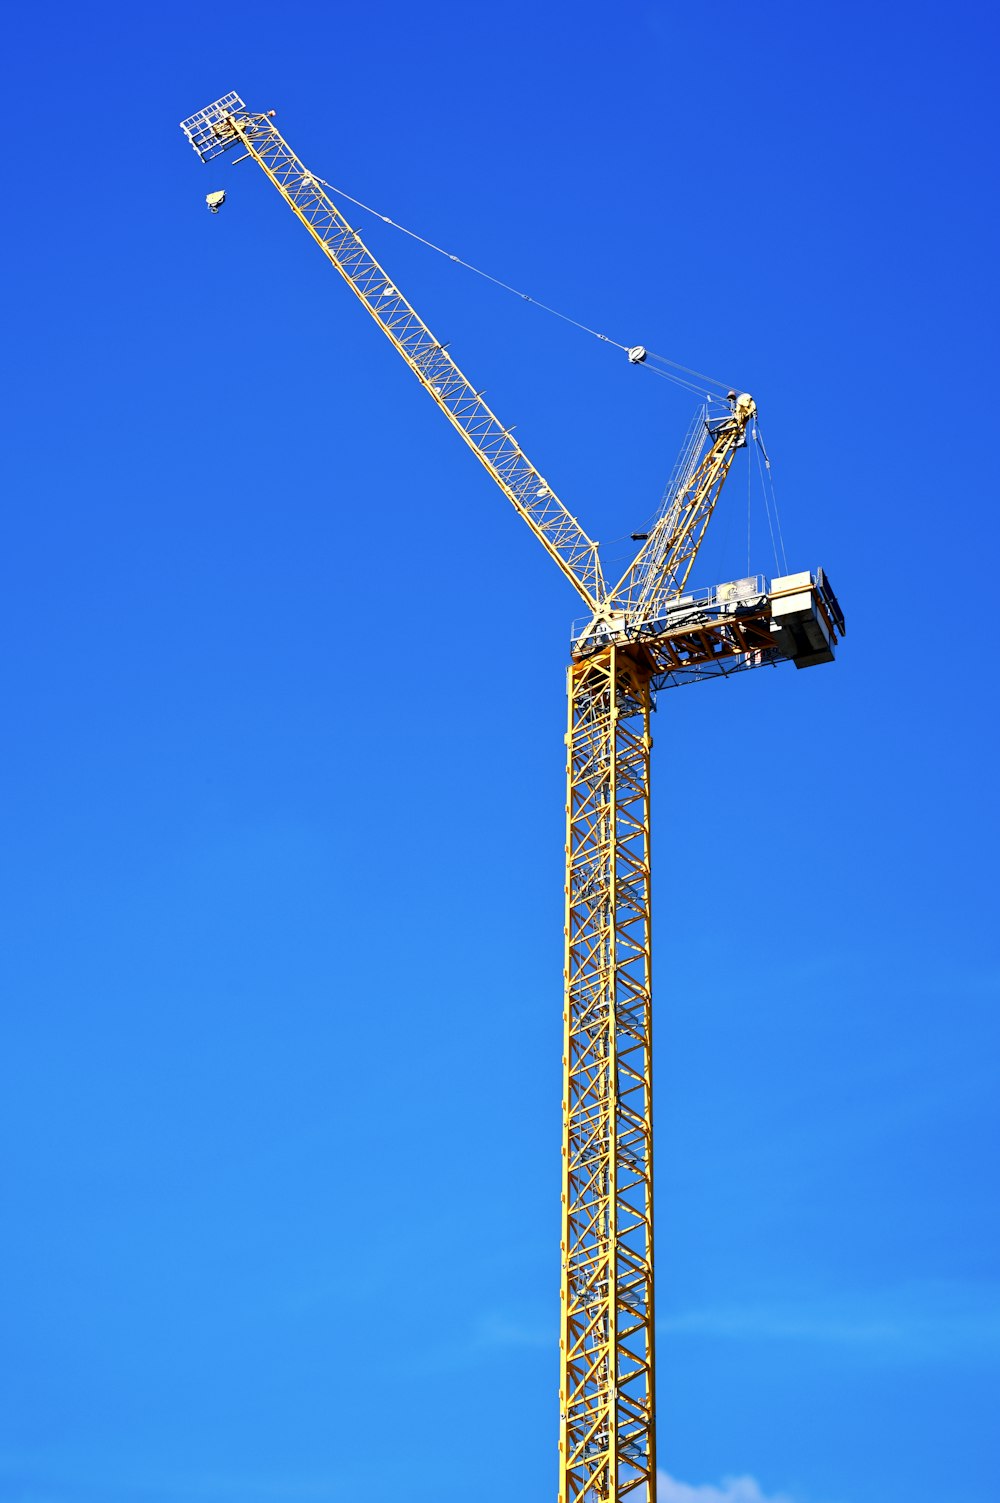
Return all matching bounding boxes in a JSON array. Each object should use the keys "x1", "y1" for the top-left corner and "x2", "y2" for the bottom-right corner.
[{"x1": 180, "y1": 93, "x2": 845, "y2": 1503}]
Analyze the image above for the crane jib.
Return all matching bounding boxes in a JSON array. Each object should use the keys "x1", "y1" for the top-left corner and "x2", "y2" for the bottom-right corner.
[{"x1": 181, "y1": 94, "x2": 604, "y2": 611}]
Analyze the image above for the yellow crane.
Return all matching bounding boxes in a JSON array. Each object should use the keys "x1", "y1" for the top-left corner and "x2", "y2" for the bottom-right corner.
[{"x1": 181, "y1": 93, "x2": 845, "y2": 1503}]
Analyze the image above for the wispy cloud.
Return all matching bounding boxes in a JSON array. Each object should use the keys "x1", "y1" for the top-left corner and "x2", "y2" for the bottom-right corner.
[
  {"x1": 658, "y1": 1278, "x2": 1000, "y2": 1359},
  {"x1": 473, "y1": 1310, "x2": 554, "y2": 1348},
  {"x1": 2, "y1": 1459, "x2": 794, "y2": 1503},
  {"x1": 0, "y1": 1456, "x2": 343, "y2": 1503},
  {"x1": 659, "y1": 1472, "x2": 795, "y2": 1503},
  {"x1": 380, "y1": 1276, "x2": 1000, "y2": 1379}
]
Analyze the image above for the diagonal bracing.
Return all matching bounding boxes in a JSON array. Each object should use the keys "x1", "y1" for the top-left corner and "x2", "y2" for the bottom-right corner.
[{"x1": 562, "y1": 645, "x2": 655, "y2": 1502}]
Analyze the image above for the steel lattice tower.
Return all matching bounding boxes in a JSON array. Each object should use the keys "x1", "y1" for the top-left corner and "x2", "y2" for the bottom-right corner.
[{"x1": 562, "y1": 648, "x2": 655, "y2": 1500}]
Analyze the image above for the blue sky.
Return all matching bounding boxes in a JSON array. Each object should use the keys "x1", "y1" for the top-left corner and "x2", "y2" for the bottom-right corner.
[{"x1": 1, "y1": 3, "x2": 997, "y2": 1502}]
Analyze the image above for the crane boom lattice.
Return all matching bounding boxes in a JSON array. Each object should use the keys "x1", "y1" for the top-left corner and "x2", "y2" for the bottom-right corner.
[{"x1": 181, "y1": 95, "x2": 604, "y2": 609}]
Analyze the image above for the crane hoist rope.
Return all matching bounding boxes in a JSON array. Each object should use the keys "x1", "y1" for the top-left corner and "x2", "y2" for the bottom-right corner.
[
  {"x1": 754, "y1": 425, "x2": 790, "y2": 575},
  {"x1": 296, "y1": 172, "x2": 740, "y2": 400}
]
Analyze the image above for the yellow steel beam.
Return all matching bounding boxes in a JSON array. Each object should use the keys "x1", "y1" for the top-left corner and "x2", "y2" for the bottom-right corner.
[{"x1": 562, "y1": 646, "x2": 655, "y2": 1501}]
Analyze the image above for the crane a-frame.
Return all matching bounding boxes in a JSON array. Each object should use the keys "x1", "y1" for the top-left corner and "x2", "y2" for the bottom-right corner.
[{"x1": 181, "y1": 93, "x2": 845, "y2": 1503}]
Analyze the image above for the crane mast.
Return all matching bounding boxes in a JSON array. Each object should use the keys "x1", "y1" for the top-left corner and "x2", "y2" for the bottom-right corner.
[
  {"x1": 562, "y1": 645, "x2": 655, "y2": 1500},
  {"x1": 181, "y1": 93, "x2": 844, "y2": 1503}
]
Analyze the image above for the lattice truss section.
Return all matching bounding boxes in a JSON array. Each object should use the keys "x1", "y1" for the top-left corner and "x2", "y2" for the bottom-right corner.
[
  {"x1": 216, "y1": 107, "x2": 605, "y2": 608},
  {"x1": 609, "y1": 423, "x2": 743, "y2": 623},
  {"x1": 561, "y1": 645, "x2": 655, "y2": 1503}
]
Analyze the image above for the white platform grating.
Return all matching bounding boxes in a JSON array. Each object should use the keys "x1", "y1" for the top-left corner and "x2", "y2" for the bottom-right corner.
[{"x1": 179, "y1": 92, "x2": 246, "y2": 162}]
